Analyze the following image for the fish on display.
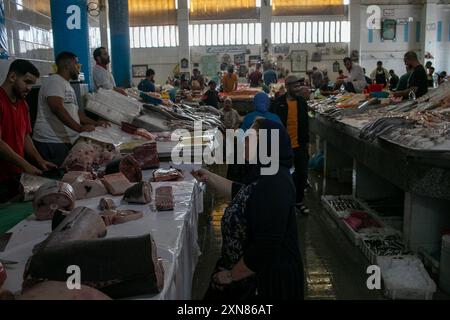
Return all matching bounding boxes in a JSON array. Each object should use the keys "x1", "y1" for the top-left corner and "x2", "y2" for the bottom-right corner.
[
  {"x1": 152, "y1": 168, "x2": 184, "y2": 182},
  {"x1": 105, "y1": 155, "x2": 142, "y2": 183},
  {"x1": 133, "y1": 142, "x2": 160, "y2": 170},
  {"x1": 33, "y1": 207, "x2": 107, "y2": 253},
  {"x1": 72, "y1": 178, "x2": 108, "y2": 200},
  {"x1": 18, "y1": 281, "x2": 111, "y2": 300},
  {"x1": 101, "y1": 173, "x2": 133, "y2": 196},
  {"x1": 23, "y1": 234, "x2": 164, "y2": 299},
  {"x1": 123, "y1": 181, "x2": 152, "y2": 204},
  {"x1": 98, "y1": 197, "x2": 117, "y2": 211},
  {"x1": 61, "y1": 171, "x2": 94, "y2": 184},
  {"x1": 32, "y1": 181, "x2": 76, "y2": 221},
  {"x1": 100, "y1": 209, "x2": 144, "y2": 226},
  {"x1": 155, "y1": 186, "x2": 174, "y2": 211}
]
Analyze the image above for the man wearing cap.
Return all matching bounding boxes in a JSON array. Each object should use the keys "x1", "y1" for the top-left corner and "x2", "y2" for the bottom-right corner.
[{"x1": 270, "y1": 75, "x2": 310, "y2": 215}]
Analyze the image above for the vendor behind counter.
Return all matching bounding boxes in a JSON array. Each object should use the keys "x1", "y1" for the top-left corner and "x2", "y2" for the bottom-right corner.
[
  {"x1": 32, "y1": 52, "x2": 110, "y2": 167},
  {"x1": 393, "y1": 51, "x2": 428, "y2": 99}
]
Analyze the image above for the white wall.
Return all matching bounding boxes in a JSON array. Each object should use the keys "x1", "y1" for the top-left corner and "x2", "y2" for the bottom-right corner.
[
  {"x1": 359, "y1": 3, "x2": 424, "y2": 77},
  {"x1": 272, "y1": 43, "x2": 348, "y2": 81},
  {"x1": 131, "y1": 43, "x2": 348, "y2": 84},
  {"x1": 358, "y1": 0, "x2": 450, "y2": 76},
  {"x1": 131, "y1": 47, "x2": 179, "y2": 86},
  {"x1": 129, "y1": 0, "x2": 450, "y2": 86},
  {"x1": 425, "y1": 2, "x2": 450, "y2": 73}
]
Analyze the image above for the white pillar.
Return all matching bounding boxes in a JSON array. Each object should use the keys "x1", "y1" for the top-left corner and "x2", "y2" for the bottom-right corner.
[
  {"x1": 423, "y1": 0, "x2": 438, "y2": 65},
  {"x1": 177, "y1": 0, "x2": 190, "y2": 75},
  {"x1": 260, "y1": 0, "x2": 272, "y2": 56},
  {"x1": 99, "y1": 0, "x2": 110, "y2": 51},
  {"x1": 349, "y1": 0, "x2": 361, "y2": 63}
]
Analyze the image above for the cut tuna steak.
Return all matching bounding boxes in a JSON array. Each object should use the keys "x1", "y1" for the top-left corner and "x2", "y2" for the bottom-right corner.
[
  {"x1": 19, "y1": 281, "x2": 111, "y2": 300},
  {"x1": 133, "y1": 142, "x2": 159, "y2": 169},
  {"x1": 105, "y1": 155, "x2": 142, "y2": 183},
  {"x1": 101, "y1": 173, "x2": 132, "y2": 196},
  {"x1": 32, "y1": 181, "x2": 76, "y2": 221},
  {"x1": 72, "y1": 179, "x2": 108, "y2": 200},
  {"x1": 152, "y1": 168, "x2": 184, "y2": 182},
  {"x1": 123, "y1": 181, "x2": 152, "y2": 204},
  {"x1": 100, "y1": 209, "x2": 144, "y2": 226},
  {"x1": 98, "y1": 197, "x2": 116, "y2": 211},
  {"x1": 33, "y1": 207, "x2": 107, "y2": 253},
  {"x1": 155, "y1": 186, "x2": 174, "y2": 211},
  {"x1": 61, "y1": 171, "x2": 93, "y2": 184},
  {"x1": 24, "y1": 234, "x2": 164, "y2": 299}
]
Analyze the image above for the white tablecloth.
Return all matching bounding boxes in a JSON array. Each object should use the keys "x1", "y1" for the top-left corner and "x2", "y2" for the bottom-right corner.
[{"x1": 0, "y1": 163, "x2": 203, "y2": 300}]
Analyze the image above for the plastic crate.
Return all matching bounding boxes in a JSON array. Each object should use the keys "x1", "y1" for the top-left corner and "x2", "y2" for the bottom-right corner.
[
  {"x1": 341, "y1": 218, "x2": 395, "y2": 249},
  {"x1": 361, "y1": 234, "x2": 411, "y2": 265},
  {"x1": 377, "y1": 256, "x2": 436, "y2": 300},
  {"x1": 340, "y1": 218, "x2": 363, "y2": 247},
  {"x1": 360, "y1": 236, "x2": 380, "y2": 264},
  {"x1": 321, "y1": 195, "x2": 365, "y2": 220},
  {"x1": 321, "y1": 195, "x2": 397, "y2": 247}
]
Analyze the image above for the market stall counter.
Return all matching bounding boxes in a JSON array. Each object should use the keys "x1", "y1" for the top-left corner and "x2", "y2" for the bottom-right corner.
[
  {"x1": 308, "y1": 84, "x2": 450, "y2": 259},
  {"x1": 219, "y1": 86, "x2": 264, "y2": 115},
  {"x1": 0, "y1": 163, "x2": 204, "y2": 300}
]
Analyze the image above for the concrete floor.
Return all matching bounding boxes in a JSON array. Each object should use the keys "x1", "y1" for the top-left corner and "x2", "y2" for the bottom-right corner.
[{"x1": 191, "y1": 165, "x2": 450, "y2": 300}]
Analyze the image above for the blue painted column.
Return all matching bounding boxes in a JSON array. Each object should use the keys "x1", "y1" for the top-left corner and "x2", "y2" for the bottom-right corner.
[
  {"x1": 108, "y1": 0, "x2": 131, "y2": 88},
  {"x1": 50, "y1": 0, "x2": 92, "y2": 88}
]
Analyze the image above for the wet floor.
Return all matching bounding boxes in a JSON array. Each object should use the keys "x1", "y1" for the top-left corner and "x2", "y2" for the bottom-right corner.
[{"x1": 191, "y1": 165, "x2": 447, "y2": 300}]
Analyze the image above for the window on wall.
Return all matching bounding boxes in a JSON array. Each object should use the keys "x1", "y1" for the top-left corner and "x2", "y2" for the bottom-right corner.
[
  {"x1": 189, "y1": 22, "x2": 262, "y2": 47},
  {"x1": 272, "y1": 0, "x2": 344, "y2": 16},
  {"x1": 129, "y1": 0, "x2": 177, "y2": 26},
  {"x1": 271, "y1": 20, "x2": 350, "y2": 44},
  {"x1": 189, "y1": 0, "x2": 258, "y2": 20},
  {"x1": 17, "y1": 26, "x2": 53, "y2": 49},
  {"x1": 15, "y1": 0, "x2": 51, "y2": 15},
  {"x1": 129, "y1": 26, "x2": 179, "y2": 48}
]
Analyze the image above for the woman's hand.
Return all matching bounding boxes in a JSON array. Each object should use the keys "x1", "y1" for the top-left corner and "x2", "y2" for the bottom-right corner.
[
  {"x1": 192, "y1": 169, "x2": 233, "y2": 199},
  {"x1": 213, "y1": 268, "x2": 233, "y2": 286},
  {"x1": 191, "y1": 168, "x2": 211, "y2": 184}
]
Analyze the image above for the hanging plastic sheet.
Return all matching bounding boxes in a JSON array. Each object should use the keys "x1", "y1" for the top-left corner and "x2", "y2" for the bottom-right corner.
[{"x1": 0, "y1": 0, "x2": 8, "y2": 60}]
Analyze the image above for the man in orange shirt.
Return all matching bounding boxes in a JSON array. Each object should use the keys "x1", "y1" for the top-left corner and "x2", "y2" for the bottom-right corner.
[
  {"x1": 221, "y1": 66, "x2": 238, "y2": 93},
  {"x1": 271, "y1": 75, "x2": 310, "y2": 215}
]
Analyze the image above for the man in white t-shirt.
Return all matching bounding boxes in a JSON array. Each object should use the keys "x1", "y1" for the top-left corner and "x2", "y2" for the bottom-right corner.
[
  {"x1": 337, "y1": 57, "x2": 367, "y2": 93},
  {"x1": 92, "y1": 47, "x2": 126, "y2": 95},
  {"x1": 33, "y1": 51, "x2": 110, "y2": 165}
]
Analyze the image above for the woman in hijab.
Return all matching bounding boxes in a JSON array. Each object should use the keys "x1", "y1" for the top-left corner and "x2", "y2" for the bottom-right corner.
[
  {"x1": 241, "y1": 92, "x2": 282, "y2": 131},
  {"x1": 192, "y1": 118, "x2": 304, "y2": 300}
]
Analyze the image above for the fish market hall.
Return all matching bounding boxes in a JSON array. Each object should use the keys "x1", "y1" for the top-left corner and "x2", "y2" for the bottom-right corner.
[{"x1": 0, "y1": 0, "x2": 449, "y2": 303}]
